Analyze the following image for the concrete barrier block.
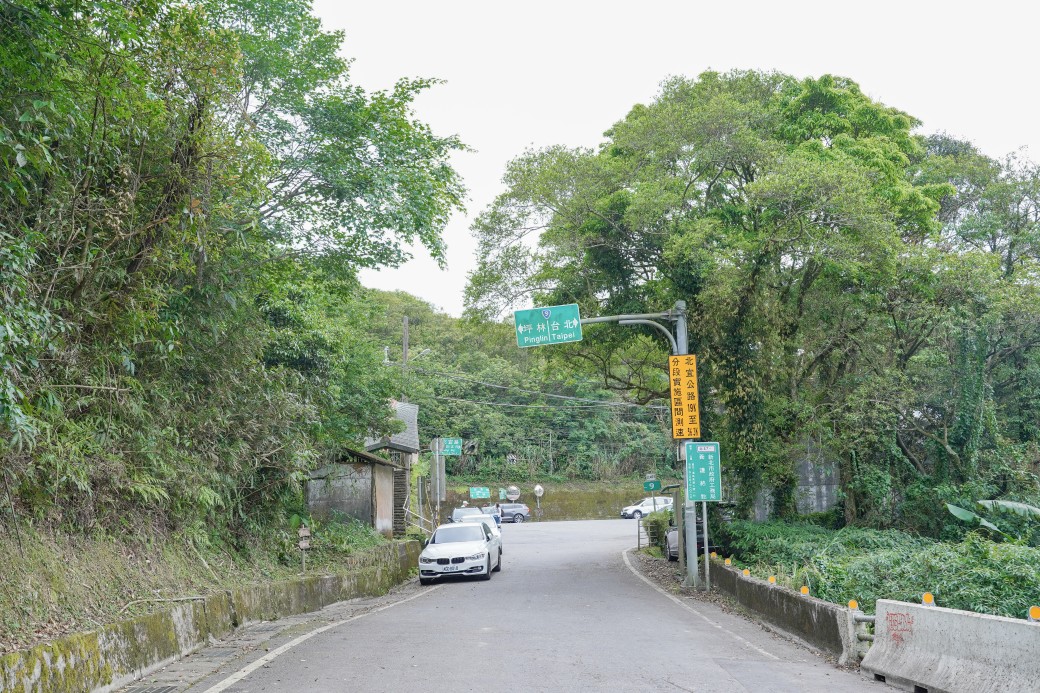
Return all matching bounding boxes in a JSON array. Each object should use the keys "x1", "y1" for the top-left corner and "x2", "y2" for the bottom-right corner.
[{"x1": 862, "y1": 599, "x2": 1040, "y2": 693}]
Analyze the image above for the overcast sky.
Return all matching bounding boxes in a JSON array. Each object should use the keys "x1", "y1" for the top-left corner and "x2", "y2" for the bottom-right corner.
[{"x1": 313, "y1": 0, "x2": 1038, "y2": 317}]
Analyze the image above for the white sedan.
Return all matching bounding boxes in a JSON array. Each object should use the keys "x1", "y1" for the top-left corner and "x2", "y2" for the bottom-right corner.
[{"x1": 419, "y1": 522, "x2": 502, "y2": 585}]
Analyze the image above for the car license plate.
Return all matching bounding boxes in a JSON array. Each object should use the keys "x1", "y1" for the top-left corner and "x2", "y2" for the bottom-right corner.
[{"x1": 443, "y1": 565, "x2": 459, "y2": 572}]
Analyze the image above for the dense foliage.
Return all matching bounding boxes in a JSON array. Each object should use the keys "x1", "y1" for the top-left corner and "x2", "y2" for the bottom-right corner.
[
  {"x1": 717, "y1": 520, "x2": 1040, "y2": 619},
  {"x1": 466, "y1": 70, "x2": 1040, "y2": 532},
  {"x1": 0, "y1": 0, "x2": 464, "y2": 539}
]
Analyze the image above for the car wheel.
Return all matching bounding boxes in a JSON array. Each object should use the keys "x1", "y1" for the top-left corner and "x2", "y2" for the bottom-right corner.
[
  {"x1": 633, "y1": 510, "x2": 642, "y2": 520},
  {"x1": 482, "y1": 558, "x2": 492, "y2": 580},
  {"x1": 513, "y1": 514, "x2": 525, "y2": 523},
  {"x1": 493, "y1": 549, "x2": 502, "y2": 572},
  {"x1": 419, "y1": 576, "x2": 433, "y2": 586}
]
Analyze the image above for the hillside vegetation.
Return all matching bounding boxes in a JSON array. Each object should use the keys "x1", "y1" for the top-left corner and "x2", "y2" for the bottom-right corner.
[{"x1": 3, "y1": 0, "x2": 1040, "y2": 653}]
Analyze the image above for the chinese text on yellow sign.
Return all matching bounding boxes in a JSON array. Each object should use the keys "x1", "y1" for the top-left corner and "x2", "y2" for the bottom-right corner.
[{"x1": 669, "y1": 354, "x2": 700, "y2": 439}]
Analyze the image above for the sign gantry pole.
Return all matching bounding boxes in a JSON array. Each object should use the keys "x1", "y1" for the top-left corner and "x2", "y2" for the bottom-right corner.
[{"x1": 515, "y1": 300, "x2": 707, "y2": 589}]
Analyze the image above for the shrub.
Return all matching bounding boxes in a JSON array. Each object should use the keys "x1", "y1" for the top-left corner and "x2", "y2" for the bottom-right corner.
[
  {"x1": 642, "y1": 509, "x2": 673, "y2": 551},
  {"x1": 718, "y1": 520, "x2": 1040, "y2": 618}
]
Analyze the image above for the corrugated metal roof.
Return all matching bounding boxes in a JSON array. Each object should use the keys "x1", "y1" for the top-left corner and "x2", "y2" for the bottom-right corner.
[{"x1": 364, "y1": 400, "x2": 420, "y2": 454}]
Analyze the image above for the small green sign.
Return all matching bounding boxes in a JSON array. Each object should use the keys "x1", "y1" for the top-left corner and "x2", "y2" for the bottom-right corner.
[
  {"x1": 643, "y1": 479, "x2": 662, "y2": 492},
  {"x1": 514, "y1": 304, "x2": 583, "y2": 348},
  {"x1": 469, "y1": 486, "x2": 491, "y2": 499},
  {"x1": 499, "y1": 487, "x2": 507, "y2": 500},
  {"x1": 685, "y1": 441, "x2": 722, "y2": 502},
  {"x1": 441, "y1": 437, "x2": 463, "y2": 456}
]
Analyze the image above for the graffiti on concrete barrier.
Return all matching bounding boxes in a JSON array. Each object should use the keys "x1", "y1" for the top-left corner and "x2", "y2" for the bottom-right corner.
[{"x1": 886, "y1": 611, "x2": 915, "y2": 645}]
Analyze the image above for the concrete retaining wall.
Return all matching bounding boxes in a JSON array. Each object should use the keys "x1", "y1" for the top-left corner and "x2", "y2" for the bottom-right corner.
[
  {"x1": 710, "y1": 560, "x2": 858, "y2": 664},
  {"x1": 861, "y1": 599, "x2": 1040, "y2": 693},
  {"x1": 0, "y1": 541, "x2": 420, "y2": 693}
]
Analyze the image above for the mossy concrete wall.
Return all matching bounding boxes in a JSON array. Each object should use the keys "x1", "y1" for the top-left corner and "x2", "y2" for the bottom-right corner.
[
  {"x1": 0, "y1": 541, "x2": 420, "y2": 693},
  {"x1": 442, "y1": 482, "x2": 681, "y2": 522},
  {"x1": 711, "y1": 558, "x2": 858, "y2": 665}
]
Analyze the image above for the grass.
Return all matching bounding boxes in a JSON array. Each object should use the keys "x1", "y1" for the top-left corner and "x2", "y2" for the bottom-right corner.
[{"x1": 0, "y1": 517, "x2": 388, "y2": 655}]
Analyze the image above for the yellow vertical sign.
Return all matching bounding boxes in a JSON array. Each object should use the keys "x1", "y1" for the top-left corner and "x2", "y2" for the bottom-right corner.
[{"x1": 669, "y1": 354, "x2": 700, "y2": 439}]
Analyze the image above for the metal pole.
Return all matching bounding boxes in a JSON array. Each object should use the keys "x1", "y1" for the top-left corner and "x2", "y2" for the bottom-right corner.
[
  {"x1": 673, "y1": 300, "x2": 702, "y2": 589},
  {"x1": 579, "y1": 303, "x2": 701, "y2": 586},
  {"x1": 702, "y1": 500, "x2": 710, "y2": 591},
  {"x1": 433, "y1": 437, "x2": 441, "y2": 526}
]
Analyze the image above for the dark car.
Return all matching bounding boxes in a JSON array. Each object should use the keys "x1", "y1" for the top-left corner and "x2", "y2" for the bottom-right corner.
[
  {"x1": 665, "y1": 521, "x2": 711, "y2": 560},
  {"x1": 497, "y1": 502, "x2": 530, "y2": 523}
]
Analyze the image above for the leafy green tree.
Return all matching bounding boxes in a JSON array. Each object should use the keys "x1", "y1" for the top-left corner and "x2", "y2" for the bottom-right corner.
[{"x1": 466, "y1": 70, "x2": 1040, "y2": 528}]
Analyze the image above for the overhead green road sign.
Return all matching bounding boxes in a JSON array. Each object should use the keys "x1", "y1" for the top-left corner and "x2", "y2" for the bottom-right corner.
[
  {"x1": 470, "y1": 487, "x2": 491, "y2": 499},
  {"x1": 514, "y1": 304, "x2": 583, "y2": 348},
  {"x1": 685, "y1": 441, "x2": 722, "y2": 502}
]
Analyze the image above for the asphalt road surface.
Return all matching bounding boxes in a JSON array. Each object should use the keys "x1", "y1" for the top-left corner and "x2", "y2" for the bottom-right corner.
[{"x1": 138, "y1": 519, "x2": 887, "y2": 692}]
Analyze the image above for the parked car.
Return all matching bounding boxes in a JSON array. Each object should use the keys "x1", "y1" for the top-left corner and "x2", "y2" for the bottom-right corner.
[
  {"x1": 418, "y1": 522, "x2": 502, "y2": 585},
  {"x1": 498, "y1": 502, "x2": 531, "y2": 523},
  {"x1": 449, "y1": 506, "x2": 484, "y2": 523},
  {"x1": 665, "y1": 520, "x2": 711, "y2": 560},
  {"x1": 620, "y1": 497, "x2": 673, "y2": 519},
  {"x1": 458, "y1": 513, "x2": 503, "y2": 543},
  {"x1": 480, "y1": 506, "x2": 502, "y2": 527}
]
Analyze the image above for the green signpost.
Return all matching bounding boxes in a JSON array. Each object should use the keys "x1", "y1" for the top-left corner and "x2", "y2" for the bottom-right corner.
[
  {"x1": 441, "y1": 437, "x2": 463, "y2": 456},
  {"x1": 513, "y1": 304, "x2": 583, "y2": 348},
  {"x1": 643, "y1": 479, "x2": 661, "y2": 492},
  {"x1": 685, "y1": 442, "x2": 722, "y2": 502},
  {"x1": 469, "y1": 487, "x2": 491, "y2": 499}
]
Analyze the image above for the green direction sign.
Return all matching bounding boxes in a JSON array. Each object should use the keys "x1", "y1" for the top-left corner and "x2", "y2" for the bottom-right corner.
[
  {"x1": 514, "y1": 304, "x2": 583, "y2": 348},
  {"x1": 441, "y1": 437, "x2": 463, "y2": 456},
  {"x1": 469, "y1": 486, "x2": 491, "y2": 499},
  {"x1": 643, "y1": 479, "x2": 662, "y2": 492},
  {"x1": 685, "y1": 441, "x2": 722, "y2": 502}
]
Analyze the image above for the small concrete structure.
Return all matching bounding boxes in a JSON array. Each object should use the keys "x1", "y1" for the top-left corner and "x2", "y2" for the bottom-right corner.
[
  {"x1": 861, "y1": 599, "x2": 1040, "y2": 693},
  {"x1": 307, "y1": 448, "x2": 400, "y2": 537},
  {"x1": 364, "y1": 401, "x2": 420, "y2": 536},
  {"x1": 754, "y1": 438, "x2": 839, "y2": 520}
]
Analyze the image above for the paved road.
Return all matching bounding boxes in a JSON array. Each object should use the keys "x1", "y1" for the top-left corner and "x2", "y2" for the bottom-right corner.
[{"x1": 136, "y1": 520, "x2": 886, "y2": 692}]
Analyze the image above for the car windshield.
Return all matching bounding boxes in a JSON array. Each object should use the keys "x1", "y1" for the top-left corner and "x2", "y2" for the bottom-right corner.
[
  {"x1": 453, "y1": 507, "x2": 481, "y2": 517},
  {"x1": 432, "y1": 525, "x2": 485, "y2": 543}
]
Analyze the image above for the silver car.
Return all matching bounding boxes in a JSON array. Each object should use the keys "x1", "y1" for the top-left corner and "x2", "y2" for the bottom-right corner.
[{"x1": 419, "y1": 522, "x2": 503, "y2": 585}]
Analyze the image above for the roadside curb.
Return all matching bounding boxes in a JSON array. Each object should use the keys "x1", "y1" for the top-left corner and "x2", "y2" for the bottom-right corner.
[{"x1": 0, "y1": 542, "x2": 420, "y2": 693}]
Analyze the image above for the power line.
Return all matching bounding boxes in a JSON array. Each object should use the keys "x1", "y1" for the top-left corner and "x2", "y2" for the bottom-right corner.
[
  {"x1": 431, "y1": 394, "x2": 667, "y2": 411},
  {"x1": 413, "y1": 367, "x2": 667, "y2": 410}
]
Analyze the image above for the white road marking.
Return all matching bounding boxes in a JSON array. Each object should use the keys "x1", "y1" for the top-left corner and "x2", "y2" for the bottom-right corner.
[
  {"x1": 200, "y1": 585, "x2": 442, "y2": 692},
  {"x1": 621, "y1": 549, "x2": 779, "y2": 660}
]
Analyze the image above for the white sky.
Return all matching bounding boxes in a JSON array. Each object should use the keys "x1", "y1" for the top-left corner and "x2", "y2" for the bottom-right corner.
[{"x1": 313, "y1": 0, "x2": 1039, "y2": 317}]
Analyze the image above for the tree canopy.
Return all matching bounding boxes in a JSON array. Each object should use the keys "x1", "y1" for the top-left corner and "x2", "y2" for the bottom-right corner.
[
  {"x1": 0, "y1": 0, "x2": 464, "y2": 537},
  {"x1": 467, "y1": 70, "x2": 1040, "y2": 529}
]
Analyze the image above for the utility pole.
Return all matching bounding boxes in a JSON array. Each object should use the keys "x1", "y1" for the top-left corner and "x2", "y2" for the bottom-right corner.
[
  {"x1": 548, "y1": 430, "x2": 554, "y2": 474},
  {"x1": 401, "y1": 316, "x2": 409, "y2": 402}
]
